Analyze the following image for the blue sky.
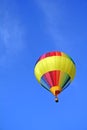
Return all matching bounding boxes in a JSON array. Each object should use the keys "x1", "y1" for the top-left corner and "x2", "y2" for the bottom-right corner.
[{"x1": 0, "y1": 0, "x2": 87, "y2": 129}]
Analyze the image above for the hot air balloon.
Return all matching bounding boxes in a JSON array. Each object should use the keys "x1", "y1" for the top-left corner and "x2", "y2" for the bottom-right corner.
[{"x1": 34, "y1": 51, "x2": 76, "y2": 102}]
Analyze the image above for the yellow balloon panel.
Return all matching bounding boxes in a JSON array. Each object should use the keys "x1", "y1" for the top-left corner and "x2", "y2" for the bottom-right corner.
[{"x1": 34, "y1": 56, "x2": 76, "y2": 82}]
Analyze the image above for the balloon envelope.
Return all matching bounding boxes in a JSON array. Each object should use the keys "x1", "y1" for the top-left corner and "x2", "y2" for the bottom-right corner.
[{"x1": 34, "y1": 51, "x2": 76, "y2": 99}]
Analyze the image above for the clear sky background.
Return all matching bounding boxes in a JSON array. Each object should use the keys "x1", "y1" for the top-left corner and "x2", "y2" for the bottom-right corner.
[{"x1": 0, "y1": 0, "x2": 87, "y2": 129}]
